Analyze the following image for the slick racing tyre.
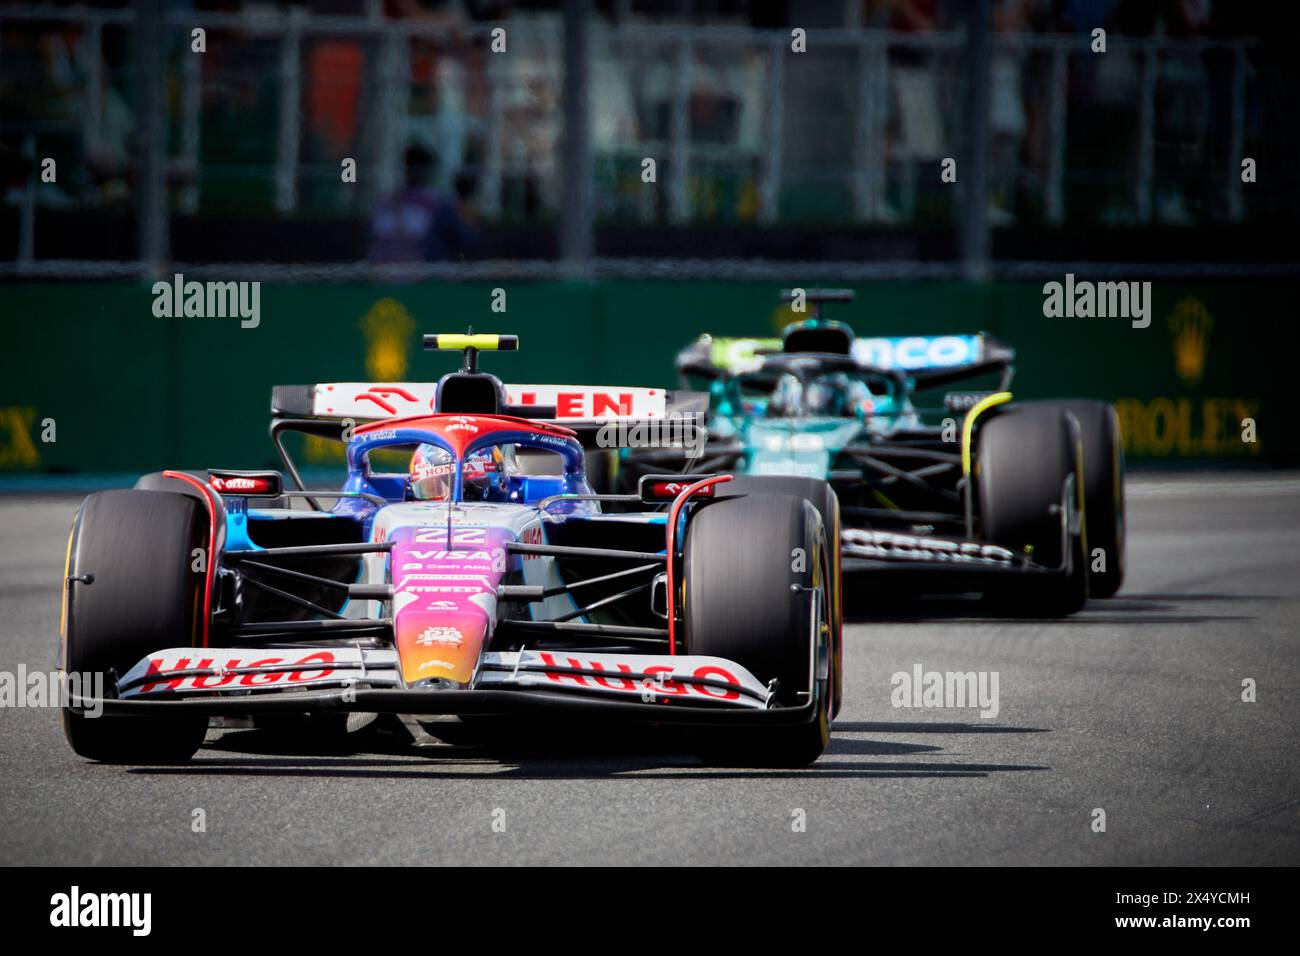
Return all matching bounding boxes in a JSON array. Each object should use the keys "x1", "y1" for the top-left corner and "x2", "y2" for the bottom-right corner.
[
  {"x1": 976, "y1": 405, "x2": 1088, "y2": 617},
  {"x1": 61, "y1": 489, "x2": 210, "y2": 763},
  {"x1": 1044, "y1": 400, "x2": 1125, "y2": 598},
  {"x1": 683, "y1": 491, "x2": 833, "y2": 767},
  {"x1": 718, "y1": 476, "x2": 844, "y2": 716}
]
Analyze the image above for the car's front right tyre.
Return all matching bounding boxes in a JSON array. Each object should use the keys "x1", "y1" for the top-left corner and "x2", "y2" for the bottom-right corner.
[{"x1": 61, "y1": 489, "x2": 210, "y2": 764}]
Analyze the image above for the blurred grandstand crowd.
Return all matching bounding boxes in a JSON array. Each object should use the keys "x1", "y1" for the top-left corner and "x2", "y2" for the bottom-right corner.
[{"x1": 0, "y1": 0, "x2": 1290, "y2": 268}]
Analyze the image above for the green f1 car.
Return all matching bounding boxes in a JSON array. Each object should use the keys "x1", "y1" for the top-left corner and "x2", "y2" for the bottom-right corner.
[{"x1": 618, "y1": 289, "x2": 1125, "y2": 615}]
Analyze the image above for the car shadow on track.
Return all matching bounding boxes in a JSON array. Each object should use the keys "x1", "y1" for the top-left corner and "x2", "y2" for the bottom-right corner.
[
  {"x1": 832, "y1": 721, "x2": 1048, "y2": 734},
  {"x1": 129, "y1": 759, "x2": 1051, "y2": 781},
  {"x1": 122, "y1": 719, "x2": 1051, "y2": 780}
]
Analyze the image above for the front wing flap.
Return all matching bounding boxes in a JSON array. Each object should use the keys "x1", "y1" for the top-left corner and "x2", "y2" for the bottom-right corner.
[
  {"x1": 841, "y1": 476, "x2": 1078, "y2": 578},
  {"x1": 841, "y1": 529, "x2": 1031, "y2": 570},
  {"x1": 111, "y1": 648, "x2": 772, "y2": 711}
]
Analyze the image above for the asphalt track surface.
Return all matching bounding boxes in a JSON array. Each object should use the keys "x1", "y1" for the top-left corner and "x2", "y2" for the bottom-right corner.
[{"x1": 1, "y1": 474, "x2": 1297, "y2": 866}]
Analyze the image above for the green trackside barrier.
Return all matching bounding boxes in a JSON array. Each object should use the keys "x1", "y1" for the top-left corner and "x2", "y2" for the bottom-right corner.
[{"x1": 0, "y1": 278, "x2": 1292, "y2": 475}]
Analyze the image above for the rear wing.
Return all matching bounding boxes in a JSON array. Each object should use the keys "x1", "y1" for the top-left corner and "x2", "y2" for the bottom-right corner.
[
  {"x1": 676, "y1": 336, "x2": 782, "y2": 380},
  {"x1": 852, "y1": 333, "x2": 1015, "y2": 390},
  {"x1": 271, "y1": 382, "x2": 707, "y2": 426},
  {"x1": 678, "y1": 332, "x2": 1015, "y2": 390}
]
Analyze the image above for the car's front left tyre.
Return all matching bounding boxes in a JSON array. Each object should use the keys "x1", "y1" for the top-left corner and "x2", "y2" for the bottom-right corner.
[
  {"x1": 682, "y1": 490, "x2": 834, "y2": 767},
  {"x1": 976, "y1": 405, "x2": 1089, "y2": 617},
  {"x1": 1043, "y1": 400, "x2": 1126, "y2": 598},
  {"x1": 717, "y1": 475, "x2": 844, "y2": 716}
]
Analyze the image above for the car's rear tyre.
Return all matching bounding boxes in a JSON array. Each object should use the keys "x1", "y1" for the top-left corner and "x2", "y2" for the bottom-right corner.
[
  {"x1": 976, "y1": 406, "x2": 1088, "y2": 617},
  {"x1": 718, "y1": 476, "x2": 843, "y2": 716},
  {"x1": 61, "y1": 489, "x2": 210, "y2": 763},
  {"x1": 1046, "y1": 401, "x2": 1125, "y2": 598},
  {"x1": 682, "y1": 491, "x2": 832, "y2": 767}
]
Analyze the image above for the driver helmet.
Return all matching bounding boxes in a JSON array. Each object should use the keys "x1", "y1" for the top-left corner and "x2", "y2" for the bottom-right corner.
[
  {"x1": 409, "y1": 444, "x2": 502, "y2": 500},
  {"x1": 804, "y1": 373, "x2": 875, "y2": 418},
  {"x1": 803, "y1": 374, "x2": 845, "y2": 416},
  {"x1": 766, "y1": 373, "x2": 803, "y2": 418}
]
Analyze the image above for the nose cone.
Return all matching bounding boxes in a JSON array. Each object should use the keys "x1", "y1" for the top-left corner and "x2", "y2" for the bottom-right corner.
[
  {"x1": 387, "y1": 525, "x2": 510, "y2": 686},
  {"x1": 395, "y1": 606, "x2": 490, "y2": 685}
]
